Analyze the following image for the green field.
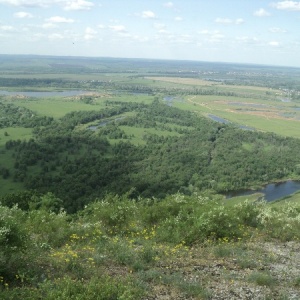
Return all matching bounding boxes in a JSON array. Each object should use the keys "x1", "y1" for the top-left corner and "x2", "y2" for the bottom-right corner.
[{"x1": 0, "y1": 127, "x2": 33, "y2": 145}]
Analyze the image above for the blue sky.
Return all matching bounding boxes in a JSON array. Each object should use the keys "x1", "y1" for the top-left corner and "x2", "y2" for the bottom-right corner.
[{"x1": 0, "y1": 0, "x2": 299, "y2": 67}]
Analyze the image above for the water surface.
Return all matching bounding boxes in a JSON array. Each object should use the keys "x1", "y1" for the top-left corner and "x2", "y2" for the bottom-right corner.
[{"x1": 226, "y1": 180, "x2": 300, "y2": 202}]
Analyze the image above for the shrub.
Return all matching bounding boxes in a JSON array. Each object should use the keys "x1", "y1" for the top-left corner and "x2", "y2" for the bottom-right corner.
[
  {"x1": 25, "y1": 209, "x2": 70, "y2": 248},
  {"x1": 155, "y1": 194, "x2": 248, "y2": 244},
  {"x1": 81, "y1": 194, "x2": 138, "y2": 234},
  {"x1": 39, "y1": 275, "x2": 144, "y2": 300},
  {"x1": 0, "y1": 205, "x2": 28, "y2": 277},
  {"x1": 257, "y1": 202, "x2": 300, "y2": 241}
]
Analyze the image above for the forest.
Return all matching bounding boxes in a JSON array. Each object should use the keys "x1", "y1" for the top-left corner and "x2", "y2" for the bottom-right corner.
[{"x1": 0, "y1": 99, "x2": 300, "y2": 213}]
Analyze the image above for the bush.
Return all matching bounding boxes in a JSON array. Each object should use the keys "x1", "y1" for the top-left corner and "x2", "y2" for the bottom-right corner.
[
  {"x1": 0, "y1": 205, "x2": 28, "y2": 278},
  {"x1": 154, "y1": 194, "x2": 249, "y2": 245},
  {"x1": 257, "y1": 202, "x2": 300, "y2": 241},
  {"x1": 25, "y1": 209, "x2": 70, "y2": 248},
  {"x1": 81, "y1": 194, "x2": 138, "y2": 234},
  {"x1": 39, "y1": 275, "x2": 144, "y2": 300}
]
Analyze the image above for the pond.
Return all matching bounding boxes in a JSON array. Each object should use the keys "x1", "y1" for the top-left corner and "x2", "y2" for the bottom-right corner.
[
  {"x1": 0, "y1": 90, "x2": 88, "y2": 98},
  {"x1": 226, "y1": 180, "x2": 300, "y2": 202}
]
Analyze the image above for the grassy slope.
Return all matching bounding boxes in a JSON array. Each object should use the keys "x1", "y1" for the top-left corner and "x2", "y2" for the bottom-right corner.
[{"x1": 1, "y1": 193, "x2": 300, "y2": 299}]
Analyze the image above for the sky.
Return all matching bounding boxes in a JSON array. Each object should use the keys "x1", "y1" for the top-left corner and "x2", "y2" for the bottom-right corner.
[{"x1": 0, "y1": 0, "x2": 300, "y2": 67}]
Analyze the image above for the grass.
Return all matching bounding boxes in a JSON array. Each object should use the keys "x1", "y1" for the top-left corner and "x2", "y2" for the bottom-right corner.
[
  {"x1": 146, "y1": 76, "x2": 216, "y2": 86},
  {"x1": 248, "y1": 271, "x2": 277, "y2": 287},
  {"x1": 11, "y1": 98, "x2": 105, "y2": 118},
  {"x1": 178, "y1": 104, "x2": 300, "y2": 139},
  {"x1": 0, "y1": 178, "x2": 24, "y2": 195},
  {"x1": 8, "y1": 94, "x2": 155, "y2": 118},
  {"x1": 172, "y1": 92, "x2": 300, "y2": 138},
  {"x1": 0, "y1": 127, "x2": 33, "y2": 146},
  {"x1": 115, "y1": 125, "x2": 181, "y2": 145}
]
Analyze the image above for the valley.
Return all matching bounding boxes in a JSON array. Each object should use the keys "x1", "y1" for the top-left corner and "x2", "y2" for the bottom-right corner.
[{"x1": 1, "y1": 55, "x2": 300, "y2": 299}]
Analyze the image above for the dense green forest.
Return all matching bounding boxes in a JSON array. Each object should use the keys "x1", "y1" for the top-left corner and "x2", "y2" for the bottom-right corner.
[{"x1": 1, "y1": 99, "x2": 300, "y2": 212}]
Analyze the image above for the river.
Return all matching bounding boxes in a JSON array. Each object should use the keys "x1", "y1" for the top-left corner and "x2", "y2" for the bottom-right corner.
[{"x1": 226, "y1": 180, "x2": 300, "y2": 202}]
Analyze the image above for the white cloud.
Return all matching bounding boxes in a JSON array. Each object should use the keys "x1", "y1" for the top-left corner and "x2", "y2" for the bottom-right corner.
[
  {"x1": 157, "y1": 33, "x2": 193, "y2": 45},
  {"x1": 30, "y1": 33, "x2": 46, "y2": 41},
  {"x1": 42, "y1": 23, "x2": 58, "y2": 29},
  {"x1": 133, "y1": 35, "x2": 149, "y2": 42},
  {"x1": 84, "y1": 26, "x2": 97, "y2": 40},
  {"x1": 0, "y1": 25, "x2": 14, "y2": 31},
  {"x1": 272, "y1": 1, "x2": 300, "y2": 11},
  {"x1": 254, "y1": 8, "x2": 271, "y2": 17},
  {"x1": 158, "y1": 29, "x2": 169, "y2": 34},
  {"x1": 141, "y1": 10, "x2": 156, "y2": 19},
  {"x1": 174, "y1": 16, "x2": 183, "y2": 22},
  {"x1": 154, "y1": 23, "x2": 166, "y2": 30},
  {"x1": 0, "y1": 0, "x2": 60, "y2": 7},
  {"x1": 199, "y1": 29, "x2": 221, "y2": 35},
  {"x1": 199, "y1": 30, "x2": 225, "y2": 43},
  {"x1": 269, "y1": 41, "x2": 280, "y2": 47},
  {"x1": 64, "y1": 0, "x2": 94, "y2": 11},
  {"x1": 163, "y1": 2, "x2": 174, "y2": 8},
  {"x1": 48, "y1": 33, "x2": 64, "y2": 40},
  {"x1": 46, "y1": 16, "x2": 75, "y2": 23},
  {"x1": 269, "y1": 27, "x2": 287, "y2": 33},
  {"x1": 0, "y1": 0, "x2": 94, "y2": 9},
  {"x1": 235, "y1": 18, "x2": 244, "y2": 25},
  {"x1": 215, "y1": 18, "x2": 232, "y2": 24},
  {"x1": 109, "y1": 25, "x2": 126, "y2": 32},
  {"x1": 209, "y1": 33, "x2": 225, "y2": 42},
  {"x1": 235, "y1": 36, "x2": 260, "y2": 44},
  {"x1": 215, "y1": 18, "x2": 244, "y2": 25},
  {"x1": 13, "y1": 11, "x2": 33, "y2": 18}
]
